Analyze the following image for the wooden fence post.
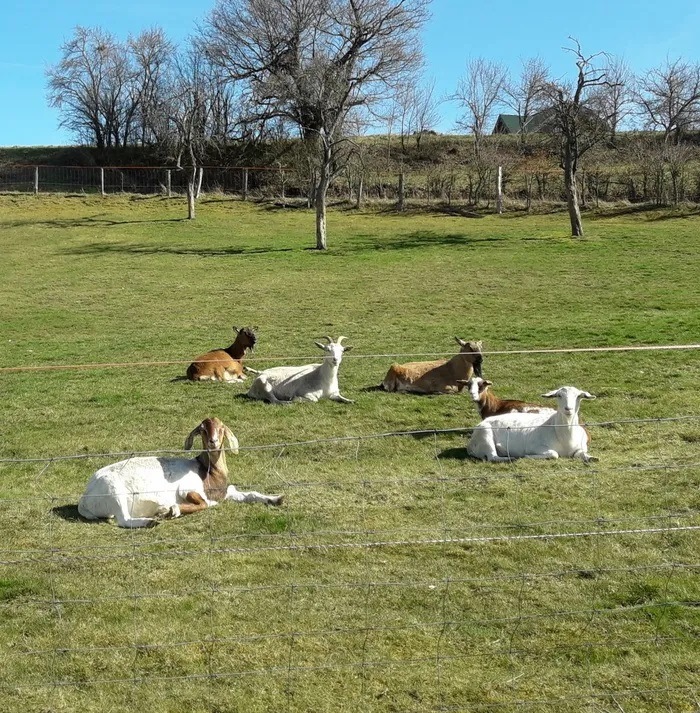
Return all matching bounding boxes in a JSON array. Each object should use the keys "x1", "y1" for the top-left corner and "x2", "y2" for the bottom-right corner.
[
  {"x1": 34, "y1": 166, "x2": 39, "y2": 195},
  {"x1": 496, "y1": 165, "x2": 503, "y2": 214},
  {"x1": 100, "y1": 167, "x2": 105, "y2": 197},
  {"x1": 242, "y1": 168, "x2": 249, "y2": 200},
  {"x1": 166, "y1": 170, "x2": 172, "y2": 198}
]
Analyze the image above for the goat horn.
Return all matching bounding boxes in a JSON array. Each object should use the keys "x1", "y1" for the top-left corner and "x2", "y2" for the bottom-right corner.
[
  {"x1": 337, "y1": 336, "x2": 347, "y2": 345},
  {"x1": 322, "y1": 335, "x2": 333, "y2": 344}
]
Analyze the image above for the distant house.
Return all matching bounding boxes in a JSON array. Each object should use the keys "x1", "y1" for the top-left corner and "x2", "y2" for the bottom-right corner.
[
  {"x1": 493, "y1": 107, "x2": 608, "y2": 136},
  {"x1": 492, "y1": 109, "x2": 557, "y2": 135}
]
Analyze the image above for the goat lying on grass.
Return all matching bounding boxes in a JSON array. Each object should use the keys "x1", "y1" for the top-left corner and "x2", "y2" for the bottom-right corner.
[
  {"x1": 187, "y1": 326, "x2": 259, "y2": 382},
  {"x1": 246, "y1": 336, "x2": 353, "y2": 404},
  {"x1": 467, "y1": 385, "x2": 596, "y2": 462},
  {"x1": 78, "y1": 417, "x2": 282, "y2": 528},
  {"x1": 382, "y1": 338, "x2": 483, "y2": 394}
]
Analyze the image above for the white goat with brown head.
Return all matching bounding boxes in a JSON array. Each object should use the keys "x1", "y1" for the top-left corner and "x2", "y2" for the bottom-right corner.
[
  {"x1": 382, "y1": 338, "x2": 483, "y2": 394},
  {"x1": 78, "y1": 418, "x2": 282, "y2": 528}
]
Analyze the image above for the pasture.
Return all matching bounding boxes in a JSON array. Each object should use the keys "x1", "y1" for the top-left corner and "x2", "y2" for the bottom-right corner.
[{"x1": 1, "y1": 194, "x2": 699, "y2": 712}]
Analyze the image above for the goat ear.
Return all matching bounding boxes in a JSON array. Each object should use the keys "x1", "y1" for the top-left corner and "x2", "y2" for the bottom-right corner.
[
  {"x1": 184, "y1": 423, "x2": 204, "y2": 450},
  {"x1": 223, "y1": 427, "x2": 239, "y2": 454},
  {"x1": 314, "y1": 341, "x2": 328, "y2": 351},
  {"x1": 541, "y1": 389, "x2": 561, "y2": 399},
  {"x1": 580, "y1": 391, "x2": 596, "y2": 400},
  {"x1": 484, "y1": 379, "x2": 493, "y2": 386},
  {"x1": 342, "y1": 345, "x2": 353, "y2": 353}
]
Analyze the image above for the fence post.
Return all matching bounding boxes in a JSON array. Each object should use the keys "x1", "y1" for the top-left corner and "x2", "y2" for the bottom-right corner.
[
  {"x1": 100, "y1": 167, "x2": 105, "y2": 197},
  {"x1": 397, "y1": 171, "x2": 405, "y2": 211},
  {"x1": 34, "y1": 166, "x2": 39, "y2": 195},
  {"x1": 496, "y1": 165, "x2": 503, "y2": 214},
  {"x1": 243, "y1": 168, "x2": 248, "y2": 201},
  {"x1": 166, "y1": 170, "x2": 172, "y2": 198}
]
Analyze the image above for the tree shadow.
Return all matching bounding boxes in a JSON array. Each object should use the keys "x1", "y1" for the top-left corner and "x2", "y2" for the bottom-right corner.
[
  {"x1": 342, "y1": 230, "x2": 507, "y2": 252},
  {"x1": 61, "y1": 241, "x2": 295, "y2": 257},
  {"x1": 2, "y1": 214, "x2": 184, "y2": 230}
]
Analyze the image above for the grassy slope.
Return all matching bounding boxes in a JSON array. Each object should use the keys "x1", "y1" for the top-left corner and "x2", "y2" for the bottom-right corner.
[{"x1": 0, "y1": 194, "x2": 699, "y2": 712}]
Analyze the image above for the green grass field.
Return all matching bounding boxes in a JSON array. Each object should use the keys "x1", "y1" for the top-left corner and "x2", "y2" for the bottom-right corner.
[{"x1": 1, "y1": 194, "x2": 699, "y2": 712}]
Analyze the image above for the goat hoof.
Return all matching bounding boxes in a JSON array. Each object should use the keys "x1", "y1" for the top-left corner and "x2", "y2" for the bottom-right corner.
[
  {"x1": 168, "y1": 504, "x2": 181, "y2": 519},
  {"x1": 268, "y1": 495, "x2": 284, "y2": 507}
]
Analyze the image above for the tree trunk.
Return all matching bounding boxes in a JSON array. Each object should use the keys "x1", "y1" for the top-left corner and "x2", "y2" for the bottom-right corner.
[
  {"x1": 356, "y1": 175, "x2": 364, "y2": 209},
  {"x1": 315, "y1": 153, "x2": 331, "y2": 250},
  {"x1": 564, "y1": 160, "x2": 583, "y2": 237},
  {"x1": 187, "y1": 167, "x2": 197, "y2": 220},
  {"x1": 397, "y1": 171, "x2": 405, "y2": 211}
]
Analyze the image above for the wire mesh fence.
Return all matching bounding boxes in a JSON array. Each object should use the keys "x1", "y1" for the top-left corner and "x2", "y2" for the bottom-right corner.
[{"x1": 2, "y1": 409, "x2": 699, "y2": 711}]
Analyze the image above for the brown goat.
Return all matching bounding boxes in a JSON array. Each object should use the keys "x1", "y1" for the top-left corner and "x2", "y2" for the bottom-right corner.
[
  {"x1": 460, "y1": 376, "x2": 555, "y2": 419},
  {"x1": 381, "y1": 338, "x2": 483, "y2": 394},
  {"x1": 187, "y1": 326, "x2": 258, "y2": 382}
]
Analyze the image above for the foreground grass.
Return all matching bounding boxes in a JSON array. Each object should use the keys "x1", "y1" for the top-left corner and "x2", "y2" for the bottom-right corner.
[{"x1": 1, "y1": 194, "x2": 699, "y2": 712}]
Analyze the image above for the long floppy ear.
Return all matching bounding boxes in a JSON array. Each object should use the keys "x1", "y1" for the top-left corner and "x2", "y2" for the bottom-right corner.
[
  {"x1": 184, "y1": 422, "x2": 204, "y2": 450},
  {"x1": 541, "y1": 389, "x2": 562, "y2": 399},
  {"x1": 223, "y1": 426, "x2": 239, "y2": 454},
  {"x1": 579, "y1": 391, "x2": 596, "y2": 400}
]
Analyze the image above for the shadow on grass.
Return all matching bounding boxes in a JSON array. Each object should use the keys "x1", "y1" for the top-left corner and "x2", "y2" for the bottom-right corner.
[
  {"x1": 51, "y1": 504, "x2": 88, "y2": 523},
  {"x1": 437, "y1": 446, "x2": 472, "y2": 460},
  {"x1": 61, "y1": 241, "x2": 295, "y2": 257},
  {"x1": 2, "y1": 213, "x2": 184, "y2": 229},
  {"x1": 587, "y1": 203, "x2": 700, "y2": 221},
  {"x1": 339, "y1": 230, "x2": 507, "y2": 252}
]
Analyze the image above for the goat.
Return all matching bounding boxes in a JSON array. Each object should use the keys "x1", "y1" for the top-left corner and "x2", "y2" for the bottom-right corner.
[
  {"x1": 77, "y1": 417, "x2": 283, "y2": 528},
  {"x1": 466, "y1": 385, "x2": 596, "y2": 463},
  {"x1": 460, "y1": 376, "x2": 555, "y2": 419},
  {"x1": 381, "y1": 338, "x2": 483, "y2": 394},
  {"x1": 246, "y1": 336, "x2": 353, "y2": 404},
  {"x1": 186, "y1": 326, "x2": 259, "y2": 382}
]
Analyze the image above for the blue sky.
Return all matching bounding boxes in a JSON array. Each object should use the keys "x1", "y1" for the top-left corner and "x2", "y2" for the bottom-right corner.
[{"x1": 2, "y1": 0, "x2": 700, "y2": 146}]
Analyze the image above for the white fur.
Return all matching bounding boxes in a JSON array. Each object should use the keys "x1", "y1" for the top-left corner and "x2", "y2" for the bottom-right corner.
[
  {"x1": 246, "y1": 337, "x2": 353, "y2": 404},
  {"x1": 467, "y1": 385, "x2": 596, "y2": 463}
]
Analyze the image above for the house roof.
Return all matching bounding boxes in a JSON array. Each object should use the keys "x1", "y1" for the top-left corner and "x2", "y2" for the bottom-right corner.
[{"x1": 493, "y1": 109, "x2": 558, "y2": 135}]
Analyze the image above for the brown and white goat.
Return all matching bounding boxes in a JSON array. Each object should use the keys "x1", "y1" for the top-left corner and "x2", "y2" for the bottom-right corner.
[
  {"x1": 460, "y1": 376, "x2": 555, "y2": 419},
  {"x1": 381, "y1": 338, "x2": 483, "y2": 394},
  {"x1": 187, "y1": 326, "x2": 259, "y2": 382},
  {"x1": 77, "y1": 417, "x2": 282, "y2": 528}
]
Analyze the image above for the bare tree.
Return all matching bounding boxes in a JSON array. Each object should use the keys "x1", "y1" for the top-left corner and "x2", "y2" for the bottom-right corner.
[
  {"x1": 539, "y1": 40, "x2": 617, "y2": 237},
  {"x1": 633, "y1": 57, "x2": 700, "y2": 144},
  {"x1": 453, "y1": 57, "x2": 507, "y2": 159},
  {"x1": 502, "y1": 57, "x2": 549, "y2": 145},
  {"x1": 590, "y1": 56, "x2": 632, "y2": 142},
  {"x1": 202, "y1": 0, "x2": 430, "y2": 249},
  {"x1": 47, "y1": 26, "x2": 125, "y2": 150},
  {"x1": 163, "y1": 43, "x2": 225, "y2": 219},
  {"x1": 128, "y1": 28, "x2": 175, "y2": 146}
]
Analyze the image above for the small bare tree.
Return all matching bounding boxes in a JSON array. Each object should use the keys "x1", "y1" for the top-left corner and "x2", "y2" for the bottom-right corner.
[
  {"x1": 453, "y1": 57, "x2": 507, "y2": 159},
  {"x1": 633, "y1": 57, "x2": 700, "y2": 144},
  {"x1": 202, "y1": 0, "x2": 430, "y2": 250},
  {"x1": 539, "y1": 40, "x2": 618, "y2": 237},
  {"x1": 502, "y1": 57, "x2": 549, "y2": 145}
]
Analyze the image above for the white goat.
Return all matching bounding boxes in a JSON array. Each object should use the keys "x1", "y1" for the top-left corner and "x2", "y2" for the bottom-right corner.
[
  {"x1": 78, "y1": 418, "x2": 283, "y2": 528},
  {"x1": 246, "y1": 336, "x2": 353, "y2": 404},
  {"x1": 467, "y1": 386, "x2": 596, "y2": 462}
]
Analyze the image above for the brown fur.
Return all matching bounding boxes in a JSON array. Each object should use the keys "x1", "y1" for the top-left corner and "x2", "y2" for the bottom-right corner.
[
  {"x1": 382, "y1": 338, "x2": 483, "y2": 394},
  {"x1": 183, "y1": 417, "x2": 236, "y2": 501},
  {"x1": 187, "y1": 326, "x2": 257, "y2": 382},
  {"x1": 466, "y1": 379, "x2": 551, "y2": 419}
]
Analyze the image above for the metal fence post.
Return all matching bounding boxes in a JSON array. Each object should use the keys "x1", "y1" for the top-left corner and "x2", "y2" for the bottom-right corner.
[
  {"x1": 100, "y1": 167, "x2": 105, "y2": 197},
  {"x1": 34, "y1": 166, "x2": 39, "y2": 195},
  {"x1": 243, "y1": 168, "x2": 248, "y2": 201}
]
